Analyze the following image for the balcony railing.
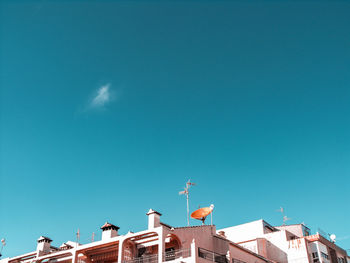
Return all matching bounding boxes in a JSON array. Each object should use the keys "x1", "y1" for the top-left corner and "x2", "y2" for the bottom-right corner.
[
  {"x1": 123, "y1": 248, "x2": 191, "y2": 263},
  {"x1": 123, "y1": 254, "x2": 158, "y2": 263},
  {"x1": 198, "y1": 248, "x2": 228, "y2": 263},
  {"x1": 164, "y1": 248, "x2": 191, "y2": 261}
]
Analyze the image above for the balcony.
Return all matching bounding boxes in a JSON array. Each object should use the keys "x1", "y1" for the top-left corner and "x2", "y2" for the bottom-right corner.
[
  {"x1": 197, "y1": 248, "x2": 247, "y2": 263},
  {"x1": 123, "y1": 248, "x2": 191, "y2": 263},
  {"x1": 123, "y1": 254, "x2": 158, "y2": 263},
  {"x1": 164, "y1": 248, "x2": 191, "y2": 261},
  {"x1": 198, "y1": 248, "x2": 227, "y2": 263}
]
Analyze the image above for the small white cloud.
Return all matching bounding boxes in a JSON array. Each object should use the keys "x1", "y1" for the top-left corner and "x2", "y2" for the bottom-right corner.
[{"x1": 91, "y1": 84, "x2": 111, "y2": 107}]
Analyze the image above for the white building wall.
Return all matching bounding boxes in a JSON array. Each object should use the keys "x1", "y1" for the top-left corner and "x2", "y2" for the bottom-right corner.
[
  {"x1": 316, "y1": 242, "x2": 330, "y2": 263},
  {"x1": 258, "y1": 230, "x2": 310, "y2": 263},
  {"x1": 218, "y1": 220, "x2": 266, "y2": 243},
  {"x1": 239, "y1": 240, "x2": 259, "y2": 254},
  {"x1": 286, "y1": 238, "x2": 310, "y2": 263},
  {"x1": 309, "y1": 242, "x2": 319, "y2": 261},
  {"x1": 0, "y1": 258, "x2": 9, "y2": 263}
]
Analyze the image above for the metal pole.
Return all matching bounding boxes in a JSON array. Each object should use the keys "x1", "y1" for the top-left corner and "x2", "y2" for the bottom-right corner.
[
  {"x1": 187, "y1": 192, "x2": 190, "y2": 226},
  {"x1": 179, "y1": 180, "x2": 195, "y2": 226}
]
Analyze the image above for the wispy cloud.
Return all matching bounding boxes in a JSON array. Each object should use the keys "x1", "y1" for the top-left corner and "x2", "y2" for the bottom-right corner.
[
  {"x1": 91, "y1": 84, "x2": 111, "y2": 108},
  {"x1": 337, "y1": 235, "x2": 350, "y2": 241},
  {"x1": 75, "y1": 83, "x2": 116, "y2": 115}
]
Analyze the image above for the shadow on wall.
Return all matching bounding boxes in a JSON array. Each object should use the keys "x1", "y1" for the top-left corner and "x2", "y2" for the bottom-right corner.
[{"x1": 266, "y1": 241, "x2": 288, "y2": 263}]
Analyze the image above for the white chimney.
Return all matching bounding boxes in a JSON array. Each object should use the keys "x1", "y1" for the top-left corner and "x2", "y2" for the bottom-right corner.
[
  {"x1": 36, "y1": 236, "x2": 52, "y2": 256},
  {"x1": 101, "y1": 222, "x2": 119, "y2": 240},
  {"x1": 146, "y1": 209, "x2": 161, "y2": 229}
]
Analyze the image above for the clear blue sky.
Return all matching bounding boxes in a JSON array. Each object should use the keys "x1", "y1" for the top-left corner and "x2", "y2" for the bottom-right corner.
[{"x1": 1, "y1": 0, "x2": 349, "y2": 258}]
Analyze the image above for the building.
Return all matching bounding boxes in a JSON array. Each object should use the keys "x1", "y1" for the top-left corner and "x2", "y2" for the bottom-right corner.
[
  {"x1": 218, "y1": 220, "x2": 348, "y2": 263},
  {"x1": 0, "y1": 209, "x2": 272, "y2": 263}
]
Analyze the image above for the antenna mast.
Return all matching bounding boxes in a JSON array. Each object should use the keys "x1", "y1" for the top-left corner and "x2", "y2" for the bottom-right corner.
[
  {"x1": 179, "y1": 180, "x2": 196, "y2": 226},
  {"x1": 277, "y1": 207, "x2": 291, "y2": 225},
  {"x1": 0, "y1": 238, "x2": 6, "y2": 258}
]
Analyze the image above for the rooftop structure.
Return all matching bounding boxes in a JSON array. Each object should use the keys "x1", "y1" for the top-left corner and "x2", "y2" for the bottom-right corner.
[
  {"x1": 0, "y1": 210, "x2": 272, "y2": 263},
  {"x1": 1, "y1": 211, "x2": 348, "y2": 263},
  {"x1": 218, "y1": 219, "x2": 349, "y2": 263}
]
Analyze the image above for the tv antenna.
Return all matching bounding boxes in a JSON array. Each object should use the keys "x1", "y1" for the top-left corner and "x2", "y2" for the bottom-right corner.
[
  {"x1": 277, "y1": 207, "x2": 291, "y2": 225},
  {"x1": 318, "y1": 228, "x2": 336, "y2": 243},
  {"x1": 179, "y1": 180, "x2": 196, "y2": 226},
  {"x1": 283, "y1": 215, "x2": 291, "y2": 224},
  {"x1": 317, "y1": 228, "x2": 329, "y2": 239},
  {"x1": 0, "y1": 238, "x2": 6, "y2": 258}
]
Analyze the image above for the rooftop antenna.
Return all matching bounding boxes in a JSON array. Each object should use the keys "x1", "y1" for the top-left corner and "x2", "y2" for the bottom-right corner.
[
  {"x1": 318, "y1": 228, "x2": 336, "y2": 243},
  {"x1": 283, "y1": 215, "x2": 291, "y2": 225},
  {"x1": 0, "y1": 238, "x2": 5, "y2": 258},
  {"x1": 277, "y1": 207, "x2": 291, "y2": 225},
  {"x1": 179, "y1": 180, "x2": 196, "y2": 226},
  {"x1": 317, "y1": 228, "x2": 328, "y2": 239},
  {"x1": 76, "y1": 229, "x2": 80, "y2": 247}
]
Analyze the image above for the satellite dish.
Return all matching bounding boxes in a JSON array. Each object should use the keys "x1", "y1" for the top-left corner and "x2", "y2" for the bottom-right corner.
[
  {"x1": 330, "y1": 234, "x2": 336, "y2": 243},
  {"x1": 190, "y1": 204, "x2": 214, "y2": 225}
]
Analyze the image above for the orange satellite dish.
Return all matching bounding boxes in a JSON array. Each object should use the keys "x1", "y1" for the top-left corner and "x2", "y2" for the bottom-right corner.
[{"x1": 191, "y1": 204, "x2": 214, "y2": 224}]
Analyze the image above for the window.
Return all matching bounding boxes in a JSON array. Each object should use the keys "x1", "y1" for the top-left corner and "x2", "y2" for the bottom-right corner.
[
  {"x1": 198, "y1": 248, "x2": 228, "y2": 263},
  {"x1": 321, "y1": 252, "x2": 329, "y2": 260},
  {"x1": 312, "y1": 252, "x2": 319, "y2": 259}
]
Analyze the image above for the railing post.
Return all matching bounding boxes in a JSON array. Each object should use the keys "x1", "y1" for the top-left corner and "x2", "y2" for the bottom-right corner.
[
  {"x1": 158, "y1": 230, "x2": 164, "y2": 263},
  {"x1": 226, "y1": 251, "x2": 231, "y2": 263},
  {"x1": 118, "y1": 238, "x2": 125, "y2": 263},
  {"x1": 72, "y1": 249, "x2": 78, "y2": 263},
  {"x1": 191, "y1": 239, "x2": 196, "y2": 262}
]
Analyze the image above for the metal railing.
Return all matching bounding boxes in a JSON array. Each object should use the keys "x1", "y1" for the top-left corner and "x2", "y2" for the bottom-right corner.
[
  {"x1": 123, "y1": 254, "x2": 158, "y2": 263},
  {"x1": 91, "y1": 251, "x2": 118, "y2": 262},
  {"x1": 123, "y1": 248, "x2": 191, "y2": 263},
  {"x1": 164, "y1": 248, "x2": 191, "y2": 261},
  {"x1": 198, "y1": 248, "x2": 228, "y2": 263}
]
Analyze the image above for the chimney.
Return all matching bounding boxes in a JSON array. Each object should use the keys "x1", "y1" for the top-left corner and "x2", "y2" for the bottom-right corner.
[
  {"x1": 218, "y1": 231, "x2": 226, "y2": 238},
  {"x1": 101, "y1": 222, "x2": 119, "y2": 240},
  {"x1": 36, "y1": 236, "x2": 52, "y2": 256},
  {"x1": 146, "y1": 209, "x2": 161, "y2": 229}
]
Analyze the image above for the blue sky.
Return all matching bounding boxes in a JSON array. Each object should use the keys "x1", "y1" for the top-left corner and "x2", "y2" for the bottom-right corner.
[{"x1": 1, "y1": 0, "x2": 349, "y2": 257}]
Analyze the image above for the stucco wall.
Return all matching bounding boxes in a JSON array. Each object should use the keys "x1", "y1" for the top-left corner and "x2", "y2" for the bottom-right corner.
[
  {"x1": 275, "y1": 225, "x2": 304, "y2": 238},
  {"x1": 172, "y1": 225, "x2": 217, "y2": 252},
  {"x1": 229, "y1": 244, "x2": 267, "y2": 263},
  {"x1": 218, "y1": 220, "x2": 266, "y2": 243}
]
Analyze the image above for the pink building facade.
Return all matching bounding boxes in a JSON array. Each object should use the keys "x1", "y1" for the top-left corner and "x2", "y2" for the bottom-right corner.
[{"x1": 0, "y1": 210, "x2": 271, "y2": 263}]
